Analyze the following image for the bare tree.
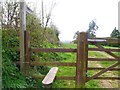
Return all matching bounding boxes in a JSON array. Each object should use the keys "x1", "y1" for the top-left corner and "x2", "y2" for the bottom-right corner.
[
  {"x1": 40, "y1": 0, "x2": 56, "y2": 31},
  {"x1": 2, "y1": 0, "x2": 20, "y2": 29},
  {"x1": 0, "y1": 1, "x2": 3, "y2": 29}
]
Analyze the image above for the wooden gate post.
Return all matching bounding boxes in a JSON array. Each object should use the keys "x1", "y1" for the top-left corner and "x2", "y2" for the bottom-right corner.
[
  {"x1": 24, "y1": 31, "x2": 30, "y2": 76},
  {"x1": 76, "y1": 32, "x2": 88, "y2": 88}
]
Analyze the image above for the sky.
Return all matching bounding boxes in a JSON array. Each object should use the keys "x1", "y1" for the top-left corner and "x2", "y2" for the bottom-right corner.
[{"x1": 26, "y1": 0, "x2": 120, "y2": 42}]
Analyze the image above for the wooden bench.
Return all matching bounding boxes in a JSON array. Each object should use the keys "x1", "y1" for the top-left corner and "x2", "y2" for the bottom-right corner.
[{"x1": 42, "y1": 67, "x2": 58, "y2": 88}]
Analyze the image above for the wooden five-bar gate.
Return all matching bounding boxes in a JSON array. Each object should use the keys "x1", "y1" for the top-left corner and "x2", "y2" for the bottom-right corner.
[
  {"x1": 21, "y1": 31, "x2": 120, "y2": 88},
  {"x1": 19, "y1": 1, "x2": 120, "y2": 88}
]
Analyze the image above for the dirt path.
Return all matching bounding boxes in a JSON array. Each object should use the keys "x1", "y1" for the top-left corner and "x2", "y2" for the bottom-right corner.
[
  {"x1": 96, "y1": 63, "x2": 113, "y2": 88},
  {"x1": 89, "y1": 61, "x2": 119, "y2": 88},
  {"x1": 96, "y1": 63, "x2": 119, "y2": 88},
  {"x1": 88, "y1": 51, "x2": 119, "y2": 88}
]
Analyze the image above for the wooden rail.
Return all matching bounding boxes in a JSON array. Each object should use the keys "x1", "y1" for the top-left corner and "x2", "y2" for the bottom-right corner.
[
  {"x1": 32, "y1": 74, "x2": 120, "y2": 81},
  {"x1": 88, "y1": 38, "x2": 120, "y2": 44},
  {"x1": 32, "y1": 75, "x2": 75, "y2": 80},
  {"x1": 87, "y1": 77, "x2": 120, "y2": 80},
  {"x1": 87, "y1": 67, "x2": 120, "y2": 71},
  {"x1": 88, "y1": 58, "x2": 120, "y2": 61},
  {"x1": 31, "y1": 48, "x2": 76, "y2": 52},
  {"x1": 88, "y1": 48, "x2": 120, "y2": 52},
  {"x1": 31, "y1": 61, "x2": 76, "y2": 67}
]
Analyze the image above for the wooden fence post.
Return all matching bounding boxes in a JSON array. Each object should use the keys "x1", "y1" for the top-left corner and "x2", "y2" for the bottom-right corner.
[
  {"x1": 24, "y1": 31, "x2": 30, "y2": 76},
  {"x1": 20, "y1": 0, "x2": 26, "y2": 75},
  {"x1": 76, "y1": 32, "x2": 88, "y2": 88}
]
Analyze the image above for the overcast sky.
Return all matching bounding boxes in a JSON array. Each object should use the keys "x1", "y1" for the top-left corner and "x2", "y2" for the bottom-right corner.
[{"x1": 26, "y1": 0, "x2": 119, "y2": 41}]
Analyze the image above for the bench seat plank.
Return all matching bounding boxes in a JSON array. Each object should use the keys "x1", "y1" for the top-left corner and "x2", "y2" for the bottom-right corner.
[{"x1": 42, "y1": 67, "x2": 58, "y2": 85}]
